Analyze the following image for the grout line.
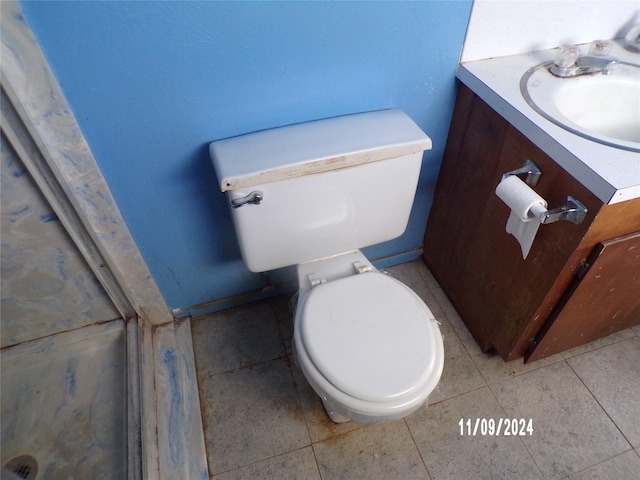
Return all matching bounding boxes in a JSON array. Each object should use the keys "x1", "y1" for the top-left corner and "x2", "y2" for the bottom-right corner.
[
  {"x1": 203, "y1": 353, "x2": 290, "y2": 377},
  {"x1": 484, "y1": 381, "x2": 547, "y2": 479},
  {"x1": 473, "y1": 354, "x2": 567, "y2": 387},
  {"x1": 310, "y1": 443, "x2": 325, "y2": 480},
  {"x1": 565, "y1": 358, "x2": 635, "y2": 450},
  {"x1": 403, "y1": 417, "x2": 434, "y2": 480},
  {"x1": 561, "y1": 332, "x2": 638, "y2": 361},
  {"x1": 209, "y1": 446, "x2": 317, "y2": 479},
  {"x1": 566, "y1": 448, "x2": 639, "y2": 479},
  {"x1": 310, "y1": 444, "x2": 324, "y2": 480},
  {"x1": 426, "y1": 384, "x2": 487, "y2": 408}
]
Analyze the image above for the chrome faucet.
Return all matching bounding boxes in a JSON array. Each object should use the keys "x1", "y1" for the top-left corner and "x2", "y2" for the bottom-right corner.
[
  {"x1": 623, "y1": 23, "x2": 640, "y2": 52},
  {"x1": 549, "y1": 44, "x2": 618, "y2": 78}
]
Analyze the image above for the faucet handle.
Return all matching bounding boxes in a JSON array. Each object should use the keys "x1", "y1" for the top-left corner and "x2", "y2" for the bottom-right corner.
[
  {"x1": 624, "y1": 23, "x2": 640, "y2": 52},
  {"x1": 554, "y1": 44, "x2": 580, "y2": 68}
]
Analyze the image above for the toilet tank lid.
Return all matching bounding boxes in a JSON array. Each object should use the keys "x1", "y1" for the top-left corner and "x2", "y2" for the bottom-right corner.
[{"x1": 209, "y1": 109, "x2": 432, "y2": 192}]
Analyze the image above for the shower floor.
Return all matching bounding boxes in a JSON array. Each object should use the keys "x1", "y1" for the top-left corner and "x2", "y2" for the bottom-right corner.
[{"x1": 1, "y1": 320, "x2": 127, "y2": 479}]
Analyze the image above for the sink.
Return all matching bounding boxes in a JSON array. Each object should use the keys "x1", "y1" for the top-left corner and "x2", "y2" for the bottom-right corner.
[{"x1": 521, "y1": 62, "x2": 640, "y2": 152}]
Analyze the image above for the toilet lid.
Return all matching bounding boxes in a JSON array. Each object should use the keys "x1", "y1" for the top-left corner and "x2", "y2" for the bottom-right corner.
[{"x1": 300, "y1": 272, "x2": 440, "y2": 403}]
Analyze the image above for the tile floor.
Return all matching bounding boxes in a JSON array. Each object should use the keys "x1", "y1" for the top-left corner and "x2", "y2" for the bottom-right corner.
[{"x1": 192, "y1": 260, "x2": 640, "y2": 480}]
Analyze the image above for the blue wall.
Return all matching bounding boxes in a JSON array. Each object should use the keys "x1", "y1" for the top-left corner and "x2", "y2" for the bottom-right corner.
[{"x1": 21, "y1": 1, "x2": 473, "y2": 313}]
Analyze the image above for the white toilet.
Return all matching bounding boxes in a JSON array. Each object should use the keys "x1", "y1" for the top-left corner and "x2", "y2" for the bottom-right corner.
[{"x1": 210, "y1": 109, "x2": 444, "y2": 423}]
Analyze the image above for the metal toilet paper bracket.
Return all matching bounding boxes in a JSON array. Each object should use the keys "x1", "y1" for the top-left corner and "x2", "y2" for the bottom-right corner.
[
  {"x1": 539, "y1": 196, "x2": 587, "y2": 225},
  {"x1": 501, "y1": 159, "x2": 587, "y2": 225},
  {"x1": 502, "y1": 159, "x2": 542, "y2": 186}
]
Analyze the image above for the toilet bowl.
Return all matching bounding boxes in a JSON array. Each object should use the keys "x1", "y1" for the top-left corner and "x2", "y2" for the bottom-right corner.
[
  {"x1": 293, "y1": 251, "x2": 444, "y2": 423},
  {"x1": 210, "y1": 109, "x2": 445, "y2": 423}
]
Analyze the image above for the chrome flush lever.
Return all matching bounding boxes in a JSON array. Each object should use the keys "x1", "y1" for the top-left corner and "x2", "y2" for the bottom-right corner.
[{"x1": 231, "y1": 191, "x2": 263, "y2": 208}]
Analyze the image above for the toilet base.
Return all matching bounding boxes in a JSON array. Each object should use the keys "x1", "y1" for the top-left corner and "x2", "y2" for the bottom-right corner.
[
  {"x1": 292, "y1": 343, "x2": 351, "y2": 423},
  {"x1": 319, "y1": 396, "x2": 429, "y2": 424},
  {"x1": 317, "y1": 388, "x2": 429, "y2": 424},
  {"x1": 321, "y1": 400, "x2": 351, "y2": 423}
]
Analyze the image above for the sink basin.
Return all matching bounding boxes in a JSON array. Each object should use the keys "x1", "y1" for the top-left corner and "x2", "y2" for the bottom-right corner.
[{"x1": 521, "y1": 62, "x2": 640, "y2": 152}]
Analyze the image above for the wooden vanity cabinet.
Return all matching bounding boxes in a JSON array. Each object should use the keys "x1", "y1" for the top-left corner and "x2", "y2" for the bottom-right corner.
[{"x1": 423, "y1": 84, "x2": 640, "y2": 362}]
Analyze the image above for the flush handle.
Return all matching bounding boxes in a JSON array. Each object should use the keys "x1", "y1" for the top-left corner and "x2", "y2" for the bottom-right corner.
[{"x1": 231, "y1": 191, "x2": 263, "y2": 208}]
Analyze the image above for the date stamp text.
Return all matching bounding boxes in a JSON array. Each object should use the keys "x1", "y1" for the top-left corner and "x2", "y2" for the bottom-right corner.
[{"x1": 458, "y1": 418, "x2": 533, "y2": 436}]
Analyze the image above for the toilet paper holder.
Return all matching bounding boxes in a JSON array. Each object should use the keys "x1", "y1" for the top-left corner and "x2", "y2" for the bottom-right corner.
[
  {"x1": 502, "y1": 160, "x2": 587, "y2": 225},
  {"x1": 502, "y1": 159, "x2": 542, "y2": 186},
  {"x1": 540, "y1": 196, "x2": 587, "y2": 225}
]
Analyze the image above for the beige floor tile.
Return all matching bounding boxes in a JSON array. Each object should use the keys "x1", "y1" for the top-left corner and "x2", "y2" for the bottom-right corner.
[
  {"x1": 313, "y1": 421, "x2": 429, "y2": 480},
  {"x1": 443, "y1": 305, "x2": 485, "y2": 357},
  {"x1": 491, "y1": 361, "x2": 630, "y2": 479},
  {"x1": 213, "y1": 447, "x2": 321, "y2": 480},
  {"x1": 414, "y1": 261, "x2": 442, "y2": 293},
  {"x1": 276, "y1": 312, "x2": 295, "y2": 358},
  {"x1": 471, "y1": 350, "x2": 564, "y2": 385},
  {"x1": 200, "y1": 358, "x2": 310, "y2": 474},
  {"x1": 192, "y1": 260, "x2": 639, "y2": 479},
  {"x1": 427, "y1": 322, "x2": 486, "y2": 405},
  {"x1": 407, "y1": 387, "x2": 543, "y2": 480},
  {"x1": 567, "y1": 337, "x2": 640, "y2": 448},
  {"x1": 191, "y1": 302, "x2": 285, "y2": 376},
  {"x1": 428, "y1": 284, "x2": 461, "y2": 321},
  {"x1": 269, "y1": 293, "x2": 295, "y2": 321},
  {"x1": 289, "y1": 357, "x2": 363, "y2": 443},
  {"x1": 567, "y1": 449, "x2": 640, "y2": 480},
  {"x1": 561, "y1": 327, "x2": 637, "y2": 359},
  {"x1": 385, "y1": 261, "x2": 448, "y2": 323}
]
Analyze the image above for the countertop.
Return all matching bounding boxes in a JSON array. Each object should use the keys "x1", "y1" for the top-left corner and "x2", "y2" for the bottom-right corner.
[{"x1": 457, "y1": 41, "x2": 640, "y2": 205}]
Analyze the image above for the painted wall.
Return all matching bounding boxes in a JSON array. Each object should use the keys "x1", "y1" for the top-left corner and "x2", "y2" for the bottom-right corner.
[
  {"x1": 20, "y1": 1, "x2": 473, "y2": 313},
  {"x1": 462, "y1": 0, "x2": 639, "y2": 62}
]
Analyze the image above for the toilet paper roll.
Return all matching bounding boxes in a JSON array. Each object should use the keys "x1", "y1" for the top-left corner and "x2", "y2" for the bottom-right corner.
[{"x1": 495, "y1": 175, "x2": 548, "y2": 259}]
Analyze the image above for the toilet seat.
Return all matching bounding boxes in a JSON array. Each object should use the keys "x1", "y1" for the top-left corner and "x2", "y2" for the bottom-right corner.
[{"x1": 298, "y1": 272, "x2": 442, "y2": 406}]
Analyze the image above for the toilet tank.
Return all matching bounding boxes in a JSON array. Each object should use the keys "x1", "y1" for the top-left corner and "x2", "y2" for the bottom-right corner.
[{"x1": 210, "y1": 109, "x2": 432, "y2": 272}]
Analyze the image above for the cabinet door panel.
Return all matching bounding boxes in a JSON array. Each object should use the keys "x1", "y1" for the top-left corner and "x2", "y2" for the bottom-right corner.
[{"x1": 527, "y1": 232, "x2": 640, "y2": 362}]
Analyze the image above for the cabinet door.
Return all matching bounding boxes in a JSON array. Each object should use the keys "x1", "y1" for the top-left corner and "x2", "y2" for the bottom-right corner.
[{"x1": 526, "y1": 232, "x2": 640, "y2": 362}]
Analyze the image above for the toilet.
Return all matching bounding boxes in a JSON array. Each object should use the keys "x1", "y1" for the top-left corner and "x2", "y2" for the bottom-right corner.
[{"x1": 210, "y1": 109, "x2": 444, "y2": 423}]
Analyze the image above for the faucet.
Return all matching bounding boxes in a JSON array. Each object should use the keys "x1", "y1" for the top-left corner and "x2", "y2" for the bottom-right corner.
[
  {"x1": 624, "y1": 23, "x2": 640, "y2": 52},
  {"x1": 549, "y1": 44, "x2": 618, "y2": 78}
]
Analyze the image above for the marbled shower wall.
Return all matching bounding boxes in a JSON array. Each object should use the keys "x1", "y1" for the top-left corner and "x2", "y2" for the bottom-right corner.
[{"x1": 1, "y1": 135, "x2": 120, "y2": 347}]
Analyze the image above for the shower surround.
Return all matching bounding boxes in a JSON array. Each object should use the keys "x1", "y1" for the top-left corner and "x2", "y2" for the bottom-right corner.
[
  {"x1": 1, "y1": 122, "x2": 128, "y2": 478},
  {"x1": 1, "y1": 2, "x2": 207, "y2": 477},
  {"x1": 1, "y1": 322, "x2": 127, "y2": 478}
]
